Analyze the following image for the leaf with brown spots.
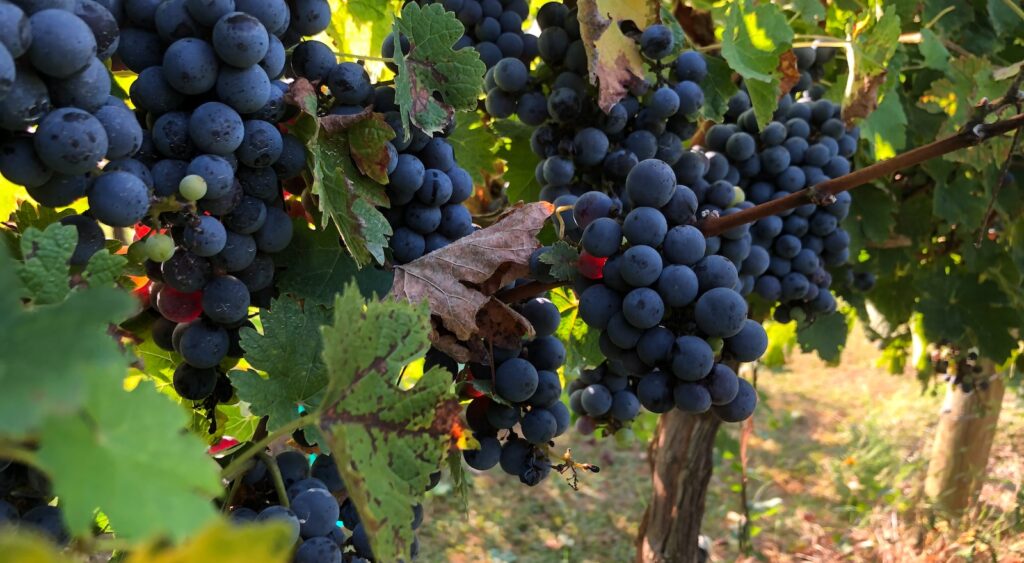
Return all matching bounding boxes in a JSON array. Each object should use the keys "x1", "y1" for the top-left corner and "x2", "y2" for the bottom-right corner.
[
  {"x1": 577, "y1": 0, "x2": 659, "y2": 112},
  {"x1": 286, "y1": 78, "x2": 392, "y2": 266},
  {"x1": 348, "y1": 113, "x2": 396, "y2": 185},
  {"x1": 389, "y1": 202, "x2": 555, "y2": 362},
  {"x1": 318, "y1": 284, "x2": 460, "y2": 563},
  {"x1": 392, "y1": 3, "x2": 486, "y2": 138}
]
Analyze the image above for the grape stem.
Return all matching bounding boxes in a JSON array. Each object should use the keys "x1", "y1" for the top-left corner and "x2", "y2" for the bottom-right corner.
[
  {"x1": 219, "y1": 415, "x2": 314, "y2": 481},
  {"x1": 495, "y1": 280, "x2": 567, "y2": 303},
  {"x1": 700, "y1": 112, "x2": 1024, "y2": 237},
  {"x1": 258, "y1": 451, "x2": 291, "y2": 509}
]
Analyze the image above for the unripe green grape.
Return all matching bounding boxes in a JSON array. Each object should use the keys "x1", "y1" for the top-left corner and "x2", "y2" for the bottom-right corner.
[
  {"x1": 126, "y1": 240, "x2": 148, "y2": 264},
  {"x1": 707, "y1": 337, "x2": 724, "y2": 356},
  {"x1": 144, "y1": 233, "x2": 175, "y2": 262},
  {"x1": 791, "y1": 307, "x2": 808, "y2": 323},
  {"x1": 731, "y1": 186, "x2": 745, "y2": 207},
  {"x1": 179, "y1": 174, "x2": 208, "y2": 201}
]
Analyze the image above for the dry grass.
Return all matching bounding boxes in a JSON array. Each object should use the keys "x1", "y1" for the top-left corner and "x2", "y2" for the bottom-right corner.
[{"x1": 420, "y1": 326, "x2": 1024, "y2": 562}]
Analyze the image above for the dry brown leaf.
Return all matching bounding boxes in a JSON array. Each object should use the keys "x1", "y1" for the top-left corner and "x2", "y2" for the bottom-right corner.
[
  {"x1": 578, "y1": 0, "x2": 659, "y2": 113},
  {"x1": 389, "y1": 202, "x2": 555, "y2": 362},
  {"x1": 843, "y1": 71, "x2": 888, "y2": 123},
  {"x1": 777, "y1": 51, "x2": 801, "y2": 99}
]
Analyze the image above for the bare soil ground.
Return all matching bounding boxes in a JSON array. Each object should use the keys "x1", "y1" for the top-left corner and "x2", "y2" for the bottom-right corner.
[{"x1": 420, "y1": 326, "x2": 1024, "y2": 562}]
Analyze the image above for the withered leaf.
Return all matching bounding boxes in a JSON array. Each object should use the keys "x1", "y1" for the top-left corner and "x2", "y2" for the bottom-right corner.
[
  {"x1": 577, "y1": 0, "x2": 659, "y2": 113},
  {"x1": 843, "y1": 71, "x2": 888, "y2": 123},
  {"x1": 389, "y1": 202, "x2": 555, "y2": 362}
]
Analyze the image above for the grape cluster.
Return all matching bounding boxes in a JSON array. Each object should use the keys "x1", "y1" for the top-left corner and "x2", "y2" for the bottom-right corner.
[
  {"x1": 0, "y1": 1, "x2": 143, "y2": 238},
  {"x1": 0, "y1": 0, "x2": 335, "y2": 423},
  {"x1": 113, "y1": 0, "x2": 331, "y2": 417},
  {"x1": 700, "y1": 86, "x2": 859, "y2": 323},
  {"x1": 458, "y1": 297, "x2": 572, "y2": 486},
  {"x1": 290, "y1": 43, "x2": 477, "y2": 264},
  {"x1": 564, "y1": 160, "x2": 766, "y2": 425},
  {"x1": 519, "y1": 4, "x2": 706, "y2": 207},
  {"x1": 418, "y1": 0, "x2": 534, "y2": 69},
  {"x1": 377, "y1": 104, "x2": 476, "y2": 264},
  {"x1": 793, "y1": 46, "x2": 838, "y2": 94},
  {"x1": 0, "y1": 461, "x2": 70, "y2": 546},
  {"x1": 225, "y1": 448, "x2": 431, "y2": 562}
]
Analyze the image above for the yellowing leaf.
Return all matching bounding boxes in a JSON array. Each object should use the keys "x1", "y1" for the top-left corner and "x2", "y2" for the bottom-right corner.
[
  {"x1": 0, "y1": 529, "x2": 70, "y2": 563},
  {"x1": 577, "y1": 0, "x2": 658, "y2": 112},
  {"x1": 127, "y1": 520, "x2": 295, "y2": 563},
  {"x1": 325, "y1": 0, "x2": 401, "y2": 81}
]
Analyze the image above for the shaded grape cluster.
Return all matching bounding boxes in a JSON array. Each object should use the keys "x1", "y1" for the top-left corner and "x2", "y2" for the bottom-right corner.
[
  {"x1": 418, "y1": 0, "x2": 535, "y2": 69},
  {"x1": 458, "y1": 296, "x2": 572, "y2": 486},
  {"x1": 700, "y1": 85, "x2": 859, "y2": 323},
  {"x1": 224, "y1": 448, "x2": 430, "y2": 562},
  {"x1": 0, "y1": 461, "x2": 70, "y2": 546}
]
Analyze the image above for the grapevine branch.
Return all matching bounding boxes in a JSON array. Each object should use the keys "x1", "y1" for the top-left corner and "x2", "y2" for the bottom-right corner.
[
  {"x1": 700, "y1": 112, "x2": 1024, "y2": 237},
  {"x1": 499, "y1": 112, "x2": 1024, "y2": 303}
]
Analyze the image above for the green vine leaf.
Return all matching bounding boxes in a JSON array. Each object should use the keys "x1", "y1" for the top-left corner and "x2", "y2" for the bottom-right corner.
[
  {"x1": 319, "y1": 283, "x2": 460, "y2": 563},
  {"x1": 0, "y1": 248, "x2": 135, "y2": 437},
  {"x1": 393, "y1": 2, "x2": 486, "y2": 138},
  {"x1": 83, "y1": 250, "x2": 127, "y2": 288},
  {"x1": 539, "y1": 241, "x2": 580, "y2": 281},
  {"x1": 276, "y1": 219, "x2": 393, "y2": 306},
  {"x1": 229, "y1": 296, "x2": 332, "y2": 435},
  {"x1": 551, "y1": 287, "x2": 603, "y2": 373},
  {"x1": 492, "y1": 119, "x2": 541, "y2": 203},
  {"x1": 699, "y1": 54, "x2": 739, "y2": 123},
  {"x1": 720, "y1": 0, "x2": 794, "y2": 127},
  {"x1": 445, "y1": 111, "x2": 500, "y2": 186},
  {"x1": 18, "y1": 224, "x2": 76, "y2": 305},
  {"x1": 38, "y1": 378, "x2": 222, "y2": 541},
  {"x1": 796, "y1": 311, "x2": 850, "y2": 364}
]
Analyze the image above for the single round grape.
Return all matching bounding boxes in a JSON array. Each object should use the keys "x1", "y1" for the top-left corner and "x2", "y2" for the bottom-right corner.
[
  {"x1": 173, "y1": 363, "x2": 218, "y2": 400},
  {"x1": 694, "y1": 287, "x2": 748, "y2": 338},
  {"x1": 34, "y1": 108, "x2": 108, "y2": 175},
  {"x1": 163, "y1": 38, "x2": 219, "y2": 95},
  {"x1": 179, "y1": 174, "x2": 208, "y2": 200},
  {"x1": 212, "y1": 11, "x2": 269, "y2": 67},
  {"x1": 28, "y1": 9, "x2": 97, "y2": 78},
  {"x1": 183, "y1": 215, "x2": 228, "y2": 257},
  {"x1": 671, "y1": 335, "x2": 714, "y2": 381},
  {"x1": 201, "y1": 275, "x2": 250, "y2": 323},
  {"x1": 145, "y1": 233, "x2": 176, "y2": 262},
  {"x1": 494, "y1": 357, "x2": 539, "y2": 403},
  {"x1": 713, "y1": 377, "x2": 757, "y2": 422},
  {"x1": 88, "y1": 171, "x2": 150, "y2": 227},
  {"x1": 640, "y1": 24, "x2": 673, "y2": 59}
]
